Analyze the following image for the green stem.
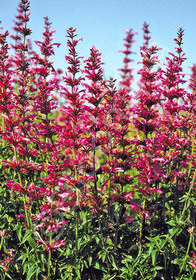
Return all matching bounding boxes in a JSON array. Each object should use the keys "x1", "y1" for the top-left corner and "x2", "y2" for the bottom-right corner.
[
  {"x1": 180, "y1": 169, "x2": 196, "y2": 221},
  {"x1": 0, "y1": 235, "x2": 3, "y2": 251},
  {"x1": 47, "y1": 236, "x2": 52, "y2": 280},
  {"x1": 1, "y1": 115, "x2": 5, "y2": 147},
  {"x1": 93, "y1": 136, "x2": 98, "y2": 201},
  {"x1": 75, "y1": 210, "x2": 79, "y2": 260},
  {"x1": 107, "y1": 144, "x2": 112, "y2": 218},
  {"x1": 13, "y1": 145, "x2": 31, "y2": 228},
  {"x1": 75, "y1": 191, "x2": 79, "y2": 260},
  {"x1": 179, "y1": 234, "x2": 193, "y2": 279},
  {"x1": 73, "y1": 147, "x2": 79, "y2": 261},
  {"x1": 139, "y1": 197, "x2": 146, "y2": 245},
  {"x1": 114, "y1": 204, "x2": 124, "y2": 263},
  {"x1": 98, "y1": 219, "x2": 110, "y2": 273}
]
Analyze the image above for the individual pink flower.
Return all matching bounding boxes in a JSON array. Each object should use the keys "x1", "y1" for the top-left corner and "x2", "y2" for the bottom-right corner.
[
  {"x1": 37, "y1": 239, "x2": 66, "y2": 252},
  {"x1": 190, "y1": 251, "x2": 196, "y2": 269}
]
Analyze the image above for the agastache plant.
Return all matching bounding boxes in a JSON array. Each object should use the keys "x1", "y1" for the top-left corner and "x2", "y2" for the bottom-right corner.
[
  {"x1": 2, "y1": 0, "x2": 34, "y2": 228},
  {"x1": 132, "y1": 42, "x2": 164, "y2": 243},
  {"x1": 1, "y1": 3, "x2": 65, "y2": 278},
  {"x1": 159, "y1": 28, "x2": 192, "y2": 195},
  {"x1": 59, "y1": 27, "x2": 85, "y2": 203},
  {"x1": 0, "y1": 0, "x2": 196, "y2": 279},
  {"x1": 58, "y1": 27, "x2": 87, "y2": 259},
  {"x1": 82, "y1": 46, "x2": 106, "y2": 209},
  {"x1": 32, "y1": 16, "x2": 66, "y2": 254}
]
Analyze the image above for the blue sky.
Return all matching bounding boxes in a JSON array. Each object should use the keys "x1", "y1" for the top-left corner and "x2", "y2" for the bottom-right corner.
[{"x1": 1, "y1": 0, "x2": 196, "y2": 86}]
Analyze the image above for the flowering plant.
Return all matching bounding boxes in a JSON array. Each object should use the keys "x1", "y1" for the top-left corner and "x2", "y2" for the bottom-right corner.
[{"x1": 0, "y1": 1, "x2": 195, "y2": 279}]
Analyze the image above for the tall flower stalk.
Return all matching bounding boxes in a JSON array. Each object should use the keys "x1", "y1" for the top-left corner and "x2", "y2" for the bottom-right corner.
[
  {"x1": 133, "y1": 43, "x2": 163, "y2": 242},
  {"x1": 59, "y1": 27, "x2": 86, "y2": 259},
  {"x1": 118, "y1": 29, "x2": 137, "y2": 93},
  {"x1": 160, "y1": 29, "x2": 191, "y2": 203},
  {"x1": 2, "y1": 0, "x2": 34, "y2": 229},
  {"x1": 82, "y1": 46, "x2": 106, "y2": 208}
]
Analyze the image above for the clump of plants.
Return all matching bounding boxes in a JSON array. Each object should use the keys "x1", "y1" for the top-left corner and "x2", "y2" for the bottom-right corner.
[{"x1": 0, "y1": 0, "x2": 195, "y2": 279}]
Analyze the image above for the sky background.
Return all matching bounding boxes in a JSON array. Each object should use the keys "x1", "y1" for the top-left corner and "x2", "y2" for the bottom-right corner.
[{"x1": 1, "y1": 0, "x2": 196, "y2": 88}]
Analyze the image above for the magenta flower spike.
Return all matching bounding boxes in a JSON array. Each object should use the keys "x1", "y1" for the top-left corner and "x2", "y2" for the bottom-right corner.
[
  {"x1": 134, "y1": 44, "x2": 162, "y2": 138},
  {"x1": 102, "y1": 77, "x2": 135, "y2": 216},
  {"x1": 161, "y1": 28, "x2": 187, "y2": 119},
  {"x1": 118, "y1": 28, "x2": 137, "y2": 93},
  {"x1": 58, "y1": 27, "x2": 87, "y2": 209},
  {"x1": 82, "y1": 45, "x2": 106, "y2": 206},
  {"x1": 142, "y1": 22, "x2": 151, "y2": 47},
  {"x1": 0, "y1": 28, "x2": 14, "y2": 117}
]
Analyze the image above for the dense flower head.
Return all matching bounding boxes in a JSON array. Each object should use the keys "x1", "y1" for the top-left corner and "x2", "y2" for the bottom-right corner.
[
  {"x1": 12, "y1": 0, "x2": 31, "y2": 39},
  {"x1": 35, "y1": 17, "x2": 60, "y2": 57},
  {"x1": 134, "y1": 45, "x2": 162, "y2": 136},
  {"x1": 161, "y1": 28, "x2": 186, "y2": 101},
  {"x1": 65, "y1": 27, "x2": 83, "y2": 76},
  {"x1": 83, "y1": 45, "x2": 104, "y2": 83}
]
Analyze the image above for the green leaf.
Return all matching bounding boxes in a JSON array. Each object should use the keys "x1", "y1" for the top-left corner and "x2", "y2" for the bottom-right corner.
[
  {"x1": 169, "y1": 227, "x2": 181, "y2": 237},
  {"x1": 98, "y1": 250, "x2": 106, "y2": 262},
  {"x1": 94, "y1": 262, "x2": 100, "y2": 270},
  {"x1": 167, "y1": 220, "x2": 177, "y2": 226},
  {"x1": 26, "y1": 264, "x2": 36, "y2": 280},
  {"x1": 104, "y1": 273, "x2": 117, "y2": 280},
  {"x1": 151, "y1": 266, "x2": 163, "y2": 271},
  {"x1": 89, "y1": 256, "x2": 92, "y2": 266},
  {"x1": 158, "y1": 237, "x2": 167, "y2": 249},
  {"x1": 17, "y1": 227, "x2": 22, "y2": 242},
  {"x1": 151, "y1": 249, "x2": 156, "y2": 266},
  {"x1": 110, "y1": 255, "x2": 118, "y2": 270},
  {"x1": 172, "y1": 258, "x2": 184, "y2": 266},
  {"x1": 122, "y1": 253, "x2": 133, "y2": 263},
  {"x1": 21, "y1": 230, "x2": 32, "y2": 244}
]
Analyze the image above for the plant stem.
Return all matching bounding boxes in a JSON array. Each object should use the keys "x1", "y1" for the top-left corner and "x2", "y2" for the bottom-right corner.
[
  {"x1": 180, "y1": 169, "x2": 196, "y2": 221},
  {"x1": 139, "y1": 196, "x2": 146, "y2": 245},
  {"x1": 178, "y1": 233, "x2": 193, "y2": 279},
  {"x1": 48, "y1": 237, "x2": 52, "y2": 280},
  {"x1": 13, "y1": 144, "x2": 31, "y2": 228}
]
